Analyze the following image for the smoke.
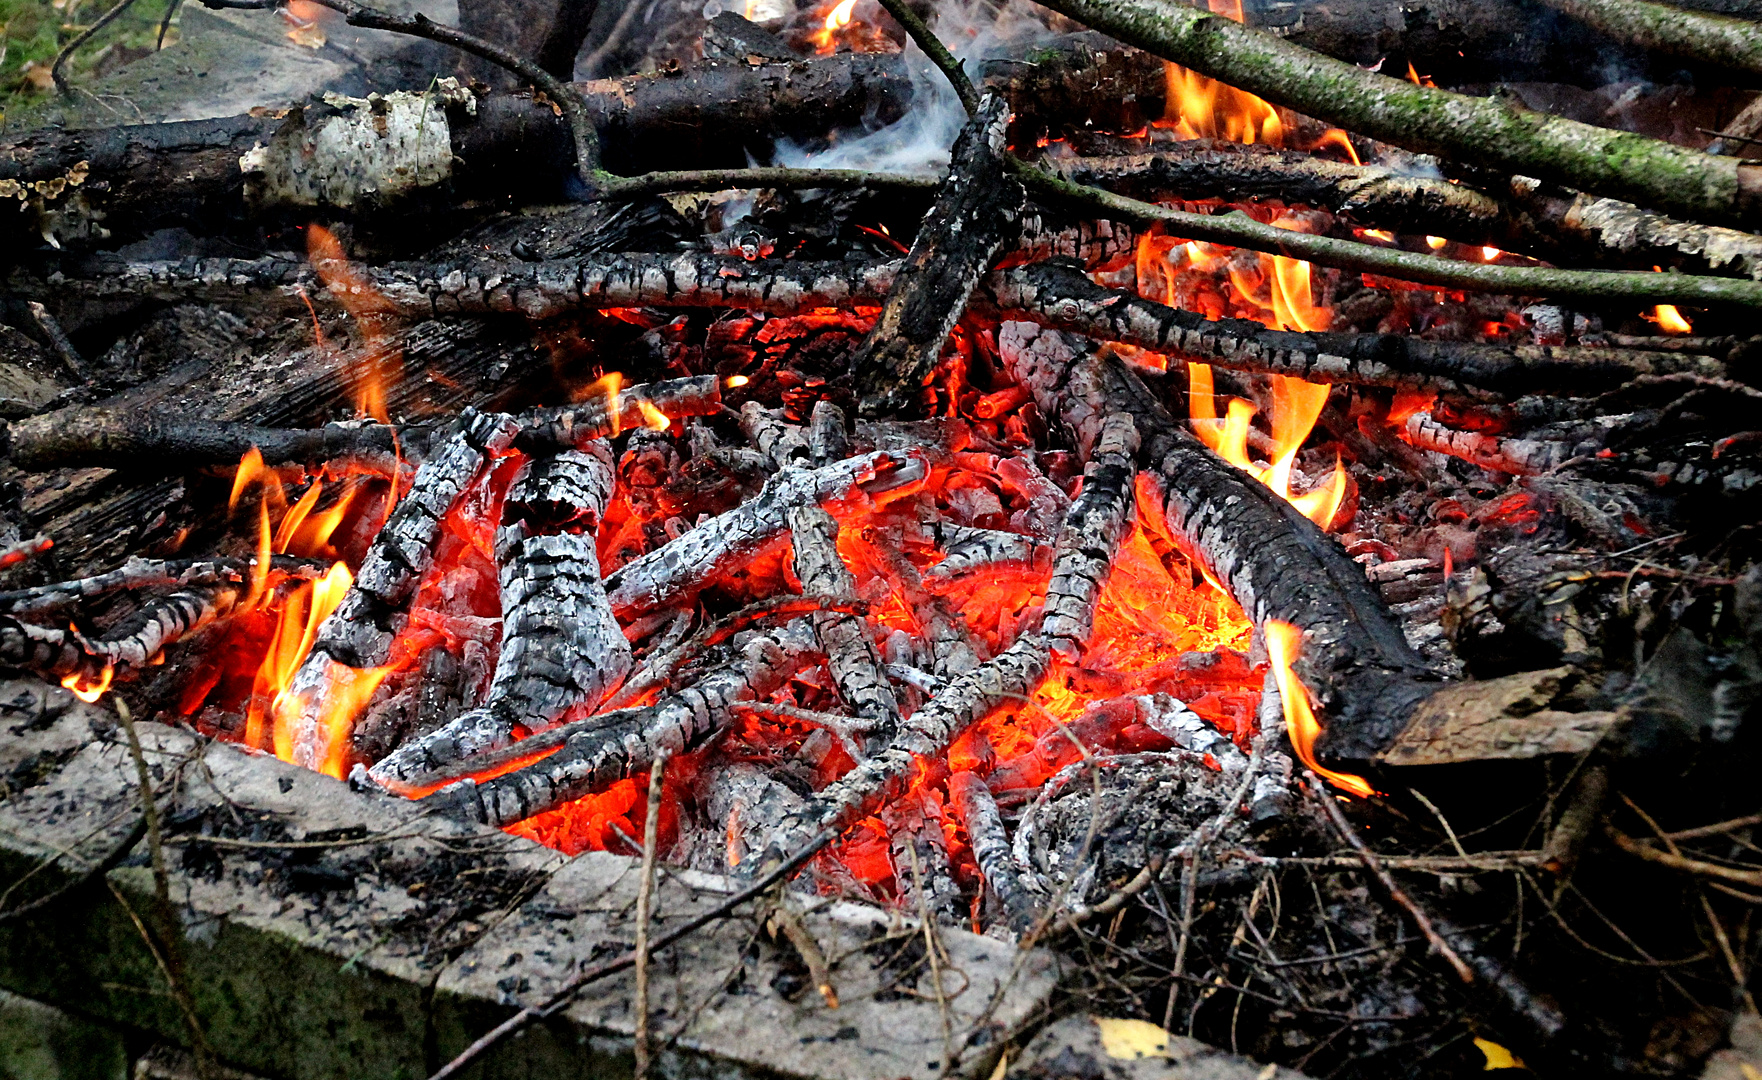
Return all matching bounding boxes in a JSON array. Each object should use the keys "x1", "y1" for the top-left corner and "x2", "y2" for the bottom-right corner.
[{"x1": 774, "y1": 0, "x2": 1055, "y2": 175}]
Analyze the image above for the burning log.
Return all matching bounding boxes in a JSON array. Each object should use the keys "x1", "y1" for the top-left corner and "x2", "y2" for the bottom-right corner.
[
  {"x1": 1402, "y1": 411, "x2": 1607, "y2": 475},
  {"x1": 0, "y1": 555, "x2": 321, "y2": 616},
  {"x1": 369, "y1": 444, "x2": 629, "y2": 793},
  {"x1": 603, "y1": 449, "x2": 927, "y2": 619},
  {"x1": 427, "y1": 619, "x2": 820, "y2": 827},
  {"x1": 513, "y1": 375, "x2": 722, "y2": 451},
  {"x1": 0, "y1": 584, "x2": 243, "y2": 687},
  {"x1": 1041, "y1": 413, "x2": 1139, "y2": 661},
  {"x1": 851, "y1": 92, "x2": 1023, "y2": 416},
  {"x1": 921, "y1": 525, "x2": 1055, "y2": 581},
  {"x1": 788, "y1": 506, "x2": 902, "y2": 754}
]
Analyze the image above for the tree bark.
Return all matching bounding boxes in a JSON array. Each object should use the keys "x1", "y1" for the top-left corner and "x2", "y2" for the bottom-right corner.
[{"x1": 1030, "y1": 0, "x2": 1762, "y2": 230}]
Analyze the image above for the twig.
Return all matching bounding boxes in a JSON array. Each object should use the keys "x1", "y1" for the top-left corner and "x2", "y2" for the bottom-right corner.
[
  {"x1": 1606, "y1": 824, "x2": 1762, "y2": 887},
  {"x1": 601, "y1": 167, "x2": 940, "y2": 201},
  {"x1": 427, "y1": 827, "x2": 835, "y2": 1080},
  {"x1": 26, "y1": 302, "x2": 91, "y2": 382},
  {"x1": 1307, "y1": 773, "x2": 1475, "y2": 983},
  {"x1": 1660, "y1": 812, "x2": 1762, "y2": 843},
  {"x1": 114, "y1": 699, "x2": 170, "y2": 908},
  {"x1": 872, "y1": 0, "x2": 978, "y2": 115},
  {"x1": 633, "y1": 751, "x2": 667, "y2": 1080},
  {"x1": 157, "y1": 0, "x2": 181, "y2": 47},
  {"x1": 1014, "y1": 162, "x2": 1762, "y2": 309},
  {"x1": 299, "y1": 0, "x2": 604, "y2": 192},
  {"x1": 50, "y1": 0, "x2": 144, "y2": 94},
  {"x1": 1533, "y1": 0, "x2": 1762, "y2": 78},
  {"x1": 578, "y1": 0, "x2": 645, "y2": 79},
  {"x1": 907, "y1": 842, "x2": 955, "y2": 1076}
]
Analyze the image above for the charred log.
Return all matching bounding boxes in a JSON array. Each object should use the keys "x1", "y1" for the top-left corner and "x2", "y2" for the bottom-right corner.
[
  {"x1": 949, "y1": 769, "x2": 1035, "y2": 933},
  {"x1": 1041, "y1": 413, "x2": 1138, "y2": 661},
  {"x1": 0, "y1": 554, "x2": 321, "y2": 615},
  {"x1": 0, "y1": 583, "x2": 242, "y2": 683},
  {"x1": 788, "y1": 505, "x2": 901, "y2": 754},
  {"x1": 851, "y1": 93, "x2": 1023, "y2": 417},
  {"x1": 2, "y1": 411, "x2": 402, "y2": 473}
]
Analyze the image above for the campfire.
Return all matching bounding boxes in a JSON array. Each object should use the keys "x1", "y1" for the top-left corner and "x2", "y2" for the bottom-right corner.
[{"x1": 3, "y1": 0, "x2": 1762, "y2": 1074}]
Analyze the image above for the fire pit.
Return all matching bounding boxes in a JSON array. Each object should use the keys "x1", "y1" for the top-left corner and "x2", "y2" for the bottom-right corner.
[{"x1": 2, "y1": 0, "x2": 1761, "y2": 1075}]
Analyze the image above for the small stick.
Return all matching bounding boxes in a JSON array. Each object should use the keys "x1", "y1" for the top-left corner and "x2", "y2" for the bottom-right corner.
[
  {"x1": 114, "y1": 699, "x2": 170, "y2": 908},
  {"x1": 602, "y1": 167, "x2": 939, "y2": 201},
  {"x1": 0, "y1": 537, "x2": 52, "y2": 570},
  {"x1": 26, "y1": 303, "x2": 91, "y2": 382},
  {"x1": 633, "y1": 751, "x2": 668, "y2": 1080},
  {"x1": 906, "y1": 842, "x2": 955, "y2": 1077},
  {"x1": 428, "y1": 828, "x2": 835, "y2": 1080},
  {"x1": 871, "y1": 0, "x2": 978, "y2": 115},
  {"x1": 1307, "y1": 773, "x2": 1475, "y2": 983},
  {"x1": 49, "y1": 0, "x2": 144, "y2": 94}
]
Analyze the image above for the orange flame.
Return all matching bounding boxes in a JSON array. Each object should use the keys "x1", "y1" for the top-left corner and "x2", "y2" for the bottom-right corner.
[
  {"x1": 247, "y1": 561, "x2": 353, "y2": 753},
  {"x1": 812, "y1": 0, "x2": 858, "y2": 53},
  {"x1": 1189, "y1": 367, "x2": 1348, "y2": 529},
  {"x1": 583, "y1": 372, "x2": 627, "y2": 435},
  {"x1": 1646, "y1": 304, "x2": 1692, "y2": 334},
  {"x1": 1405, "y1": 62, "x2": 1436, "y2": 88},
  {"x1": 307, "y1": 224, "x2": 396, "y2": 425},
  {"x1": 637, "y1": 399, "x2": 671, "y2": 432},
  {"x1": 1264, "y1": 619, "x2": 1374, "y2": 797},
  {"x1": 62, "y1": 664, "x2": 114, "y2": 704}
]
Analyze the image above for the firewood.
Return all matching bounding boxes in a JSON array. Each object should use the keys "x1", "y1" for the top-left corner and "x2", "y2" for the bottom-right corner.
[
  {"x1": 1000, "y1": 322, "x2": 1439, "y2": 769},
  {"x1": 1041, "y1": 413, "x2": 1138, "y2": 661},
  {"x1": 0, "y1": 554, "x2": 322, "y2": 615},
  {"x1": 0, "y1": 583, "x2": 243, "y2": 684},
  {"x1": 1033, "y1": 0, "x2": 1762, "y2": 230},
  {"x1": 427, "y1": 620, "x2": 820, "y2": 827},
  {"x1": 948, "y1": 770, "x2": 1036, "y2": 933},
  {"x1": 1373, "y1": 667, "x2": 1620, "y2": 766},
  {"x1": 514, "y1": 374, "x2": 722, "y2": 451},
  {"x1": 807, "y1": 400, "x2": 849, "y2": 466},
  {"x1": 851, "y1": 93, "x2": 1023, "y2": 417},
  {"x1": 603, "y1": 449, "x2": 928, "y2": 618},
  {"x1": 787, "y1": 506, "x2": 901, "y2": 754},
  {"x1": 370, "y1": 445, "x2": 629, "y2": 793},
  {"x1": 738, "y1": 402, "x2": 811, "y2": 469},
  {"x1": 1401, "y1": 411, "x2": 1607, "y2": 475},
  {"x1": 921, "y1": 525, "x2": 1055, "y2": 580},
  {"x1": 2, "y1": 411, "x2": 402, "y2": 473}
]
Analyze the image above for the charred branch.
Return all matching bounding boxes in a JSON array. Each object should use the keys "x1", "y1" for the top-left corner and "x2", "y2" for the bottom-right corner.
[
  {"x1": 851, "y1": 93, "x2": 1023, "y2": 417},
  {"x1": 0, "y1": 554, "x2": 322, "y2": 615},
  {"x1": 949, "y1": 770, "x2": 1035, "y2": 933},
  {"x1": 0, "y1": 583, "x2": 243, "y2": 682},
  {"x1": 428, "y1": 620, "x2": 820, "y2": 827},
  {"x1": 2, "y1": 410, "x2": 401, "y2": 473},
  {"x1": 788, "y1": 506, "x2": 901, "y2": 754},
  {"x1": 1041, "y1": 413, "x2": 1138, "y2": 661}
]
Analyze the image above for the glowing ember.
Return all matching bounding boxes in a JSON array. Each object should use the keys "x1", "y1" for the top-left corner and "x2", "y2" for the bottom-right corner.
[
  {"x1": 1264, "y1": 619, "x2": 1373, "y2": 797},
  {"x1": 280, "y1": 0, "x2": 326, "y2": 48}
]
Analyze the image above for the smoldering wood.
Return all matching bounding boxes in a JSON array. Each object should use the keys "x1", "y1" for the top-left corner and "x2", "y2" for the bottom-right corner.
[
  {"x1": 1497, "y1": 181, "x2": 1762, "y2": 282},
  {"x1": 807, "y1": 400, "x2": 850, "y2": 466},
  {"x1": 603, "y1": 449, "x2": 926, "y2": 619},
  {"x1": 851, "y1": 93, "x2": 1023, "y2": 418},
  {"x1": 700, "y1": 761, "x2": 808, "y2": 871},
  {"x1": 982, "y1": 260, "x2": 1725, "y2": 400},
  {"x1": 740, "y1": 635, "x2": 1050, "y2": 879},
  {"x1": 921, "y1": 524, "x2": 1055, "y2": 580},
  {"x1": 999, "y1": 322, "x2": 1440, "y2": 768},
  {"x1": 740, "y1": 402, "x2": 812, "y2": 470},
  {"x1": 1041, "y1": 413, "x2": 1139, "y2": 661},
  {"x1": 0, "y1": 583, "x2": 242, "y2": 682},
  {"x1": 513, "y1": 375, "x2": 722, "y2": 451},
  {"x1": 787, "y1": 505, "x2": 901, "y2": 755},
  {"x1": 282, "y1": 410, "x2": 517, "y2": 772},
  {"x1": 1402, "y1": 411, "x2": 1607, "y2": 475},
  {"x1": 370, "y1": 444, "x2": 629, "y2": 793},
  {"x1": 428, "y1": 620, "x2": 820, "y2": 828},
  {"x1": 949, "y1": 769, "x2": 1036, "y2": 933},
  {"x1": 0, "y1": 554, "x2": 322, "y2": 615},
  {"x1": 2, "y1": 411, "x2": 402, "y2": 473}
]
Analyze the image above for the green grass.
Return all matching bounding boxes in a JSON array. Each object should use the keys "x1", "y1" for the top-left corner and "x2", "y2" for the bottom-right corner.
[{"x1": 1, "y1": 0, "x2": 182, "y2": 126}]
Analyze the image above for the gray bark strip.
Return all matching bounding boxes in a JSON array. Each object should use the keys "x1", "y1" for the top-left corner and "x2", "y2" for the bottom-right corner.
[
  {"x1": 738, "y1": 634, "x2": 1051, "y2": 879},
  {"x1": 1014, "y1": 211, "x2": 1140, "y2": 271},
  {"x1": 808, "y1": 400, "x2": 850, "y2": 466},
  {"x1": 999, "y1": 322, "x2": 1440, "y2": 767},
  {"x1": 283, "y1": 409, "x2": 518, "y2": 773},
  {"x1": 788, "y1": 506, "x2": 901, "y2": 755},
  {"x1": 1402, "y1": 412, "x2": 1603, "y2": 476},
  {"x1": 427, "y1": 620, "x2": 820, "y2": 828},
  {"x1": 1502, "y1": 181, "x2": 1762, "y2": 283},
  {"x1": 514, "y1": 375, "x2": 722, "y2": 452},
  {"x1": 850, "y1": 93, "x2": 1024, "y2": 417},
  {"x1": 981, "y1": 261, "x2": 1724, "y2": 401},
  {"x1": 370, "y1": 445, "x2": 629, "y2": 793},
  {"x1": 948, "y1": 770, "x2": 1035, "y2": 933},
  {"x1": 739, "y1": 402, "x2": 812, "y2": 470},
  {"x1": 0, "y1": 584, "x2": 243, "y2": 683},
  {"x1": 603, "y1": 449, "x2": 927, "y2": 619},
  {"x1": 700, "y1": 762, "x2": 809, "y2": 871},
  {"x1": 1040, "y1": 413, "x2": 1140, "y2": 662},
  {"x1": 922, "y1": 525, "x2": 1056, "y2": 581},
  {"x1": 0, "y1": 554, "x2": 322, "y2": 615}
]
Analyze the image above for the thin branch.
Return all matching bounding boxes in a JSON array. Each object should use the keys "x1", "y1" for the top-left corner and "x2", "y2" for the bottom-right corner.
[
  {"x1": 51, "y1": 0, "x2": 145, "y2": 94},
  {"x1": 1607, "y1": 824, "x2": 1762, "y2": 888},
  {"x1": 602, "y1": 167, "x2": 940, "y2": 201},
  {"x1": 633, "y1": 752, "x2": 667, "y2": 1080},
  {"x1": 1534, "y1": 0, "x2": 1762, "y2": 77},
  {"x1": 114, "y1": 699, "x2": 170, "y2": 908},
  {"x1": 300, "y1": 0, "x2": 604, "y2": 191},
  {"x1": 872, "y1": 0, "x2": 978, "y2": 115},
  {"x1": 1308, "y1": 773, "x2": 1476, "y2": 983},
  {"x1": 427, "y1": 828, "x2": 836, "y2": 1080},
  {"x1": 1015, "y1": 161, "x2": 1762, "y2": 309}
]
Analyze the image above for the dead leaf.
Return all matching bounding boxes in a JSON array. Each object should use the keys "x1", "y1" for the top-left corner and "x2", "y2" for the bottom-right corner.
[{"x1": 1095, "y1": 1017, "x2": 1169, "y2": 1060}]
